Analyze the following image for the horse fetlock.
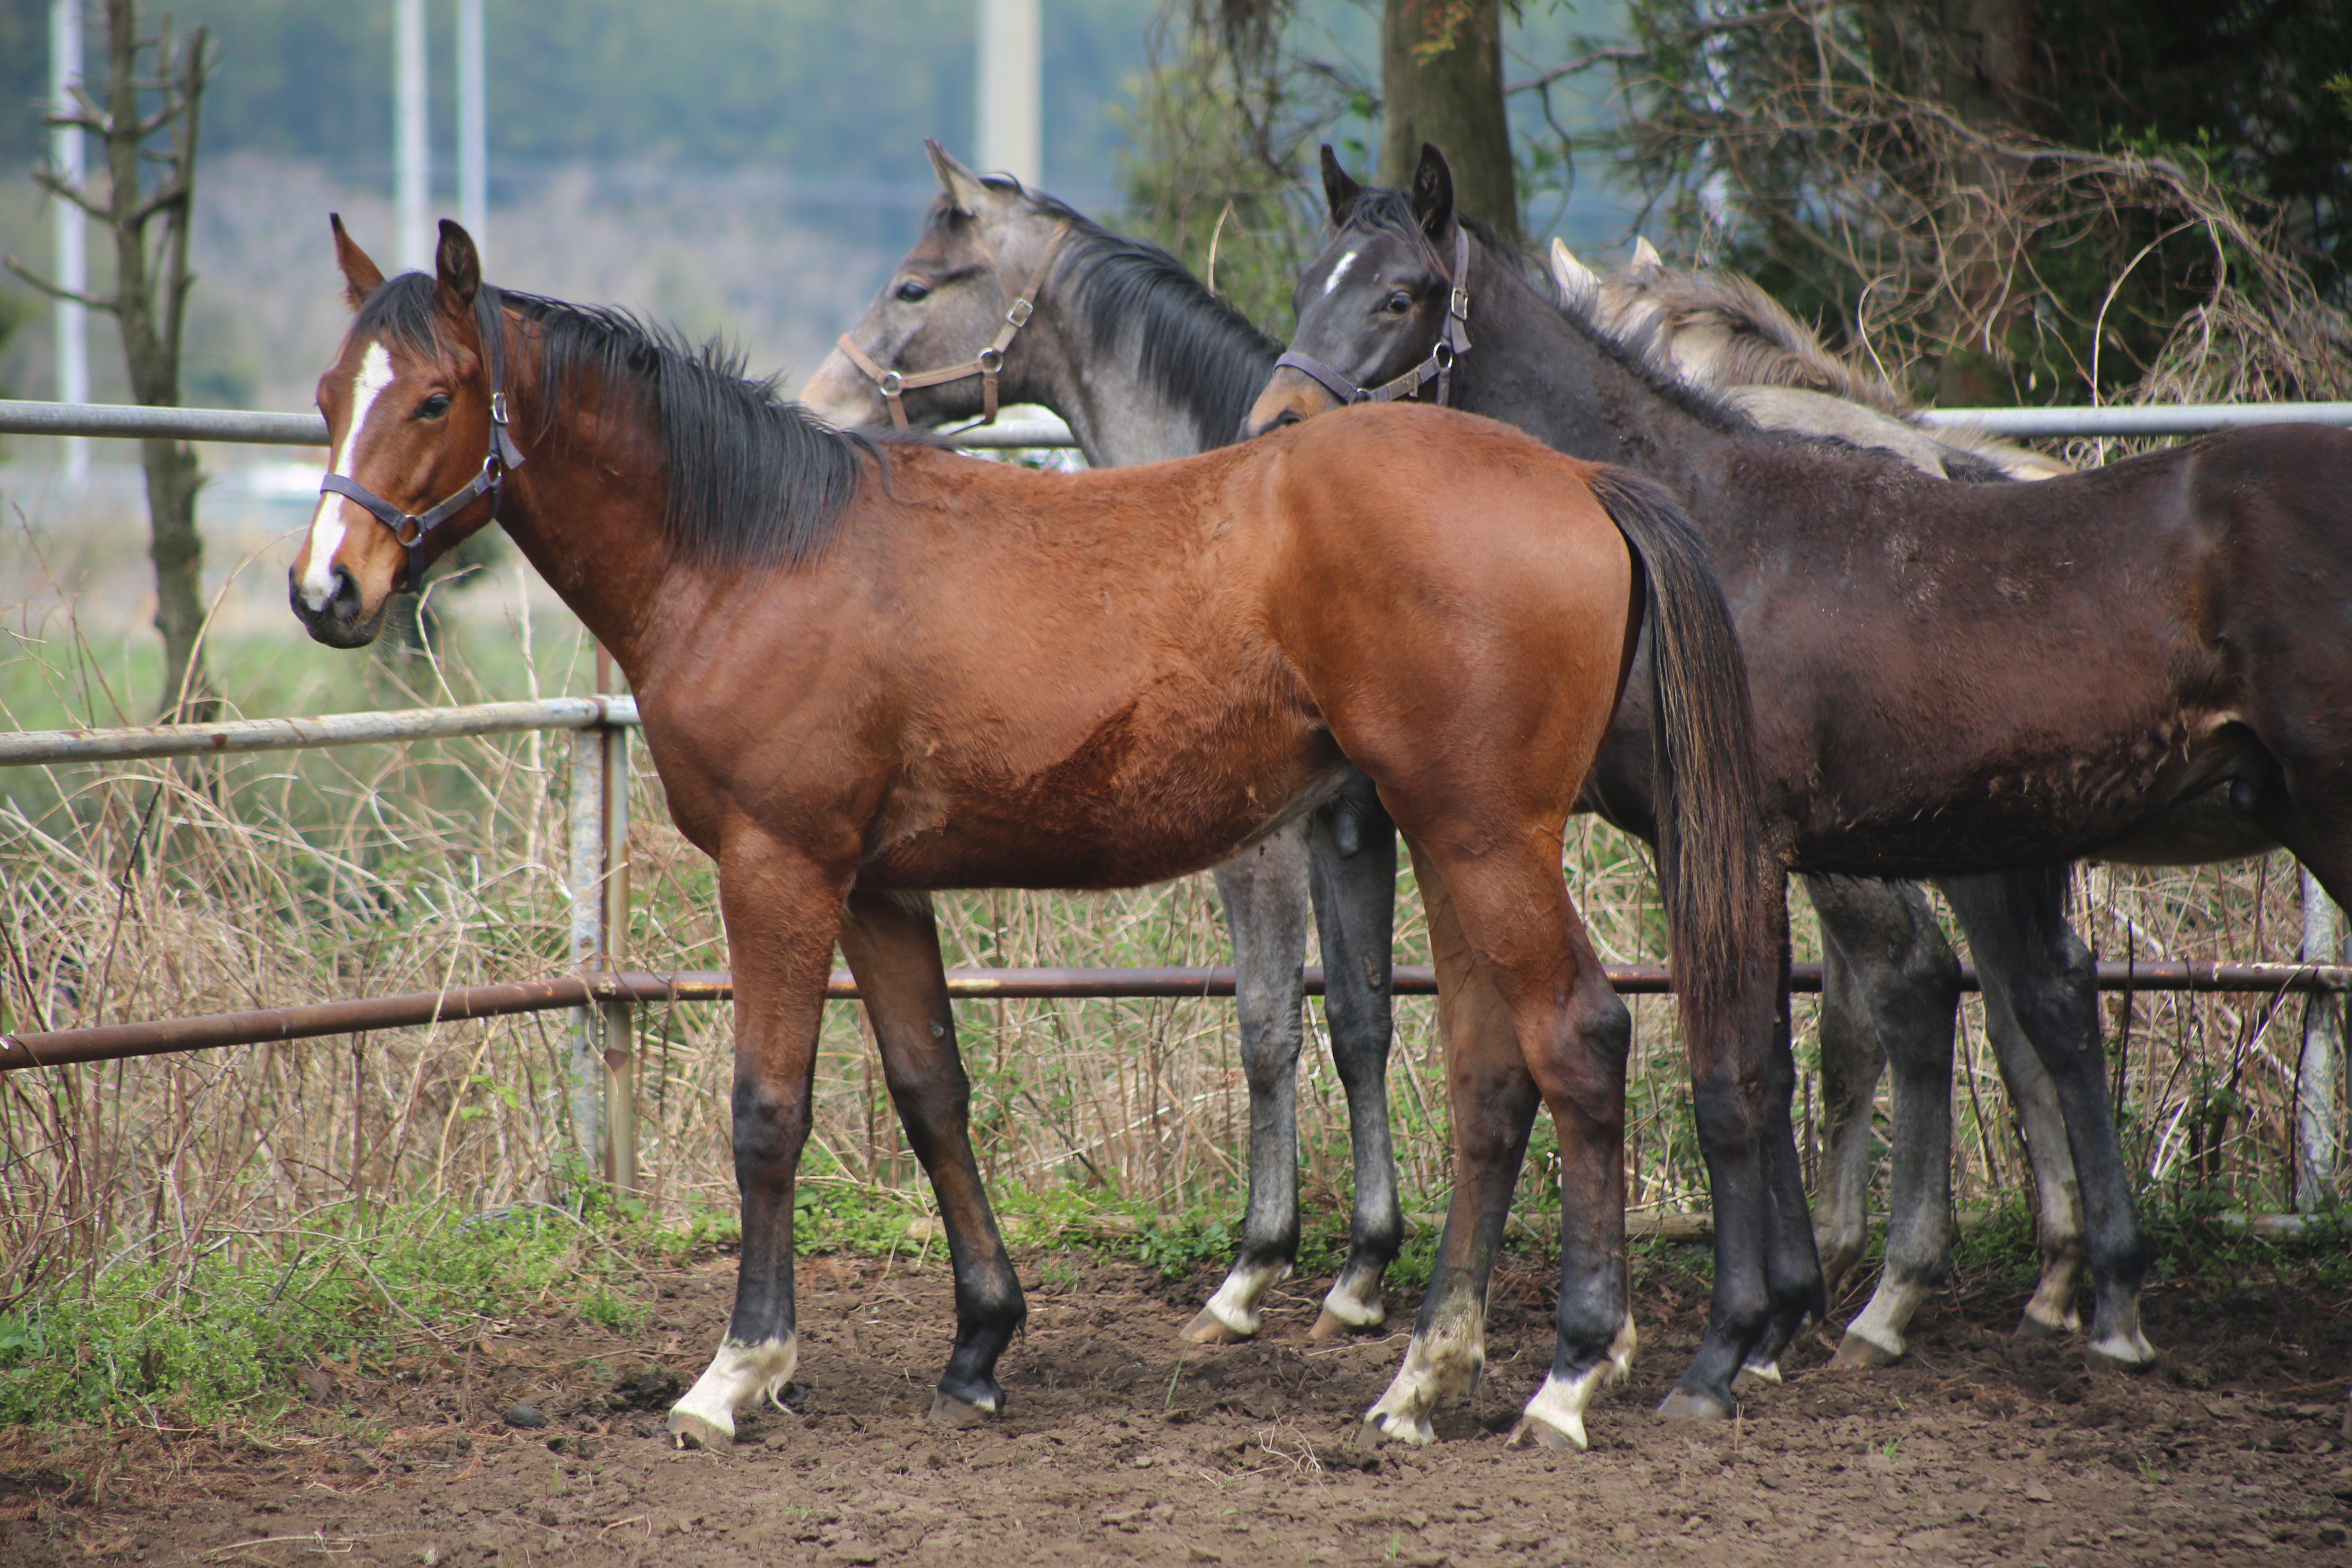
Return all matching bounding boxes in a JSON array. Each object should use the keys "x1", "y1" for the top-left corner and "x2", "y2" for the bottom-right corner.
[
  {"x1": 1308, "y1": 1264, "x2": 1387, "y2": 1341},
  {"x1": 1361, "y1": 1305, "x2": 1487, "y2": 1444},
  {"x1": 1509, "y1": 1314, "x2": 1635, "y2": 1452},
  {"x1": 667, "y1": 1335, "x2": 797, "y2": 1450},
  {"x1": 1185, "y1": 1261, "x2": 1286, "y2": 1343},
  {"x1": 2018, "y1": 1274, "x2": 2082, "y2": 1339},
  {"x1": 1832, "y1": 1273, "x2": 1935, "y2": 1370}
]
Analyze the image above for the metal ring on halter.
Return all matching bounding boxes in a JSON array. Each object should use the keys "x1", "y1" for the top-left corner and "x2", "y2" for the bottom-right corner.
[
  {"x1": 879, "y1": 370, "x2": 905, "y2": 397},
  {"x1": 977, "y1": 346, "x2": 1004, "y2": 375},
  {"x1": 832, "y1": 220, "x2": 1073, "y2": 429}
]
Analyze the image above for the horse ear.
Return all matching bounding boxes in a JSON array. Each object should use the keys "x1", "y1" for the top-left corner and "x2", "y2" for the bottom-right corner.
[
  {"x1": 1630, "y1": 235, "x2": 1664, "y2": 274},
  {"x1": 1319, "y1": 145, "x2": 1363, "y2": 226},
  {"x1": 926, "y1": 137, "x2": 995, "y2": 216},
  {"x1": 1548, "y1": 237, "x2": 1597, "y2": 301},
  {"x1": 330, "y1": 213, "x2": 385, "y2": 311},
  {"x1": 1411, "y1": 143, "x2": 1454, "y2": 241},
  {"x1": 435, "y1": 219, "x2": 482, "y2": 316}
]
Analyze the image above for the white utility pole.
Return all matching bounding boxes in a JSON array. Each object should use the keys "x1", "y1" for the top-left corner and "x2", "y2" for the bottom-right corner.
[
  {"x1": 976, "y1": 0, "x2": 1041, "y2": 187},
  {"x1": 50, "y1": 0, "x2": 89, "y2": 484},
  {"x1": 395, "y1": 0, "x2": 430, "y2": 272},
  {"x1": 457, "y1": 0, "x2": 486, "y2": 258}
]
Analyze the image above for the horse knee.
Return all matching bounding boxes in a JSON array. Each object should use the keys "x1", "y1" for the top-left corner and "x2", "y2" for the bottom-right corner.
[
  {"x1": 1529, "y1": 994, "x2": 1630, "y2": 1130},
  {"x1": 731, "y1": 1078, "x2": 808, "y2": 1178}
]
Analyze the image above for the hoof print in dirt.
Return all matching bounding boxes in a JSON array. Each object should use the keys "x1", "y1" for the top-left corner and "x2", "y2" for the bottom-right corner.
[
  {"x1": 1656, "y1": 1388, "x2": 1733, "y2": 1420},
  {"x1": 610, "y1": 1363, "x2": 684, "y2": 1410},
  {"x1": 927, "y1": 1390, "x2": 998, "y2": 1427},
  {"x1": 666, "y1": 1410, "x2": 734, "y2": 1452},
  {"x1": 503, "y1": 1403, "x2": 549, "y2": 1430}
]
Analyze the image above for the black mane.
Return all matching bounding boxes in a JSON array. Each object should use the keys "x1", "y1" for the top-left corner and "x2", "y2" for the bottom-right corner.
[
  {"x1": 354, "y1": 272, "x2": 876, "y2": 569},
  {"x1": 973, "y1": 185, "x2": 1283, "y2": 451}
]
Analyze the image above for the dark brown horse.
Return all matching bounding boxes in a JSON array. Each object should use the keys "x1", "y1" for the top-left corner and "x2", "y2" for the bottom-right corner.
[
  {"x1": 290, "y1": 218, "x2": 1782, "y2": 1451},
  {"x1": 1247, "y1": 145, "x2": 2352, "y2": 1378}
]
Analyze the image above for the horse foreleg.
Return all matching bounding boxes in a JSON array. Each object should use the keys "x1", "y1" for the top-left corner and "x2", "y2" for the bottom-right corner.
[
  {"x1": 1305, "y1": 774, "x2": 1403, "y2": 1340},
  {"x1": 1361, "y1": 842, "x2": 1550, "y2": 1448},
  {"x1": 668, "y1": 840, "x2": 844, "y2": 1451},
  {"x1": 837, "y1": 888, "x2": 1027, "y2": 1420},
  {"x1": 1944, "y1": 869, "x2": 2154, "y2": 1371},
  {"x1": 1186, "y1": 822, "x2": 1312, "y2": 1343}
]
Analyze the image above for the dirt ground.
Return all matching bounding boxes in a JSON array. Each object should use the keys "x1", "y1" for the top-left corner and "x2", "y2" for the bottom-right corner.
[{"x1": 2, "y1": 1242, "x2": 2347, "y2": 1568}]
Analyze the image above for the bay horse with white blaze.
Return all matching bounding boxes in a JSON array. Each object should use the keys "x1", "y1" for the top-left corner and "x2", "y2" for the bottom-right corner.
[{"x1": 290, "y1": 218, "x2": 1782, "y2": 1452}]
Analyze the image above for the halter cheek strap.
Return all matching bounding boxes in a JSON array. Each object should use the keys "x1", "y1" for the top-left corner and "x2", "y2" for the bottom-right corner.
[
  {"x1": 1273, "y1": 225, "x2": 1473, "y2": 410},
  {"x1": 835, "y1": 220, "x2": 1074, "y2": 429},
  {"x1": 318, "y1": 282, "x2": 527, "y2": 594}
]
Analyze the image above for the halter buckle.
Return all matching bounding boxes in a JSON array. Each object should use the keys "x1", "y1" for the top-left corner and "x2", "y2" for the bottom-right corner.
[
  {"x1": 1450, "y1": 287, "x2": 1470, "y2": 323},
  {"x1": 1005, "y1": 298, "x2": 1034, "y2": 329},
  {"x1": 490, "y1": 390, "x2": 511, "y2": 426}
]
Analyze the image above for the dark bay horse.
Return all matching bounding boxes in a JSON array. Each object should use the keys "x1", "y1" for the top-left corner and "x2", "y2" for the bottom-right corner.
[
  {"x1": 804, "y1": 146, "x2": 2107, "y2": 1383},
  {"x1": 290, "y1": 218, "x2": 1784, "y2": 1451},
  {"x1": 802, "y1": 141, "x2": 1404, "y2": 1350},
  {"x1": 1248, "y1": 145, "x2": 2352, "y2": 1376}
]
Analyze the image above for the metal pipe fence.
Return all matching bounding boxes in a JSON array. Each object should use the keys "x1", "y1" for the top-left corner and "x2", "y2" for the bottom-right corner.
[{"x1": 4, "y1": 393, "x2": 2349, "y2": 1196}]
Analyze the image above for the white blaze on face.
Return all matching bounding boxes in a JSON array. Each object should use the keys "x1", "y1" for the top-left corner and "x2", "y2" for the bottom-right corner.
[
  {"x1": 300, "y1": 341, "x2": 396, "y2": 612},
  {"x1": 1322, "y1": 249, "x2": 1359, "y2": 296}
]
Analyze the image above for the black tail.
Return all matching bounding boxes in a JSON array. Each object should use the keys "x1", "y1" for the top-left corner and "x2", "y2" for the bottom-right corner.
[{"x1": 1584, "y1": 467, "x2": 1779, "y2": 1062}]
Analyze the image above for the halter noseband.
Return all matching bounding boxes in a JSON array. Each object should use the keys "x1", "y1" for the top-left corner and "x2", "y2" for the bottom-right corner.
[
  {"x1": 834, "y1": 220, "x2": 1074, "y2": 429},
  {"x1": 1273, "y1": 225, "x2": 1473, "y2": 410},
  {"x1": 318, "y1": 283, "x2": 526, "y2": 594}
]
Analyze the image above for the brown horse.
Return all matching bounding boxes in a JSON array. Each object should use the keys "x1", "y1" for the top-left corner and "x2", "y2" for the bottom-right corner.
[{"x1": 290, "y1": 218, "x2": 1782, "y2": 1451}]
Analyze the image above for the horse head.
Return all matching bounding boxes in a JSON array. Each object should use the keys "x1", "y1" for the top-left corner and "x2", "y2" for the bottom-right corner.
[
  {"x1": 1240, "y1": 143, "x2": 1465, "y2": 440},
  {"x1": 799, "y1": 140, "x2": 1069, "y2": 430},
  {"x1": 290, "y1": 217, "x2": 517, "y2": 648}
]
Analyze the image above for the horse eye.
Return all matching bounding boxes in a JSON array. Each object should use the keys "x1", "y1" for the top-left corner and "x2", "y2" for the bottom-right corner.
[
  {"x1": 895, "y1": 279, "x2": 931, "y2": 303},
  {"x1": 1383, "y1": 292, "x2": 1414, "y2": 315},
  {"x1": 417, "y1": 393, "x2": 452, "y2": 419}
]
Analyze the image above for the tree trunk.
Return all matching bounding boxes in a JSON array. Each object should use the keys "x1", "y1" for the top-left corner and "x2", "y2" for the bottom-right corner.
[
  {"x1": 1379, "y1": 0, "x2": 1521, "y2": 246},
  {"x1": 1930, "y1": 0, "x2": 2036, "y2": 406}
]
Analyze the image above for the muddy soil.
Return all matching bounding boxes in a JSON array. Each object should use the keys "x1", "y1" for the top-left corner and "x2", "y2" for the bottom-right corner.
[{"x1": 3, "y1": 1244, "x2": 2346, "y2": 1567}]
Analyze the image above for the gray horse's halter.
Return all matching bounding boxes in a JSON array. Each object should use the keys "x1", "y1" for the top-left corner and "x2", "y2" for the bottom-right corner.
[
  {"x1": 318, "y1": 285, "x2": 526, "y2": 594},
  {"x1": 1274, "y1": 226, "x2": 1473, "y2": 409},
  {"x1": 834, "y1": 221, "x2": 1074, "y2": 429}
]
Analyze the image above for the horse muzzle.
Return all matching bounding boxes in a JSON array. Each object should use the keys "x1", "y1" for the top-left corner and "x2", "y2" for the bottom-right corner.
[
  {"x1": 1241, "y1": 367, "x2": 1341, "y2": 442},
  {"x1": 288, "y1": 564, "x2": 387, "y2": 649}
]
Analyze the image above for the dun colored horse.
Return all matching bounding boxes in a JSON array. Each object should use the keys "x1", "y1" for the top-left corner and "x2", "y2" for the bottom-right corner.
[
  {"x1": 1247, "y1": 144, "x2": 2352, "y2": 1375},
  {"x1": 290, "y1": 218, "x2": 1783, "y2": 1450}
]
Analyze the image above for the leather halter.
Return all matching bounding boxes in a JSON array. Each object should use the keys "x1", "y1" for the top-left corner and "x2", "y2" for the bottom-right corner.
[
  {"x1": 1273, "y1": 225, "x2": 1473, "y2": 410},
  {"x1": 833, "y1": 220, "x2": 1074, "y2": 428},
  {"x1": 318, "y1": 284, "x2": 526, "y2": 594}
]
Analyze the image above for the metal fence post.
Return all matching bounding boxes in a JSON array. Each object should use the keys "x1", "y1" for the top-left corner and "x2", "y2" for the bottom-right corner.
[
  {"x1": 600, "y1": 675, "x2": 636, "y2": 1195},
  {"x1": 568, "y1": 724, "x2": 605, "y2": 1182},
  {"x1": 2298, "y1": 871, "x2": 2345, "y2": 1211}
]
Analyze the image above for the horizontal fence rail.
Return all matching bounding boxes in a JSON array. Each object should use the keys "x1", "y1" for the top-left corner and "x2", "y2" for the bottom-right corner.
[
  {"x1": 0, "y1": 695, "x2": 640, "y2": 767},
  {"x1": 6, "y1": 959, "x2": 2347, "y2": 1072},
  {"x1": 8, "y1": 399, "x2": 2352, "y2": 453}
]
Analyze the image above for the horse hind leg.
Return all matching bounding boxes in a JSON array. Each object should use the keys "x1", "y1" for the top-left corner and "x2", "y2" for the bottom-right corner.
[
  {"x1": 1978, "y1": 978, "x2": 2087, "y2": 1339},
  {"x1": 1186, "y1": 821, "x2": 1313, "y2": 1343},
  {"x1": 1305, "y1": 774, "x2": 1403, "y2": 1340},
  {"x1": 836, "y1": 889, "x2": 1027, "y2": 1419},
  {"x1": 1944, "y1": 869, "x2": 2154, "y2": 1372}
]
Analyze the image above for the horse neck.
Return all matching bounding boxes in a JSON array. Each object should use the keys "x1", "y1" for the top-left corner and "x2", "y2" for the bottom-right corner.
[
  {"x1": 1010, "y1": 243, "x2": 1277, "y2": 467},
  {"x1": 1459, "y1": 246, "x2": 1750, "y2": 491},
  {"x1": 489, "y1": 363, "x2": 704, "y2": 682}
]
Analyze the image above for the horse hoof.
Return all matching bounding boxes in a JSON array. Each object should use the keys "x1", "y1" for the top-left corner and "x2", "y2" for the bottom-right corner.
[
  {"x1": 927, "y1": 1390, "x2": 999, "y2": 1427},
  {"x1": 2084, "y1": 1339, "x2": 2157, "y2": 1374},
  {"x1": 2015, "y1": 1312, "x2": 2068, "y2": 1341},
  {"x1": 1353, "y1": 1414, "x2": 1432, "y2": 1449},
  {"x1": 666, "y1": 1410, "x2": 733, "y2": 1453},
  {"x1": 1308, "y1": 1307, "x2": 1376, "y2": 1341},
  {"x1": 1731, "y1": 1361, "x2": 1782, "y2": 1393},
  {"x1": 1831, "y1": 1330, "x2": 1902, "y2": 1370},
  {"x1": 1181, "y1": 1307, "x2": 1252, "y2": 1345},
  {"x1": 1655, "y1": 1389, "x2": 1733, "y2": 1421},
  {"x1": 1505, "y1": 1415, "x2": 1585, "y2": 1452}
]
